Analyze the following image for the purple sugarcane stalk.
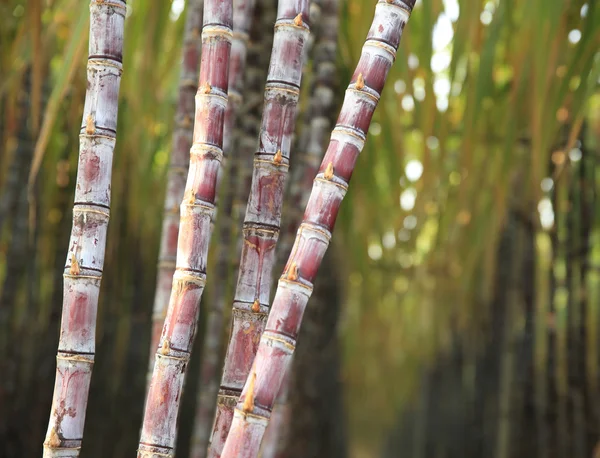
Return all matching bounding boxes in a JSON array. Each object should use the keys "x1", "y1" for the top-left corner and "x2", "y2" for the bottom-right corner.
[
  {"x1": 221, "y1": 1, "x2": 415, "y2": 456},
  {"x1": 188, "y1": 0, "x2": 258, "y2": 455},
  {"x1": 260, "y1": 0, "x2": 339, "y2": 454},
  {"x1": 43, "y1": 2, "x2": 126, "y2": 457},
  {"x1": 138, "y1": 0, "x2": 233, "y2": 456},
  {"x1": 148, "y1": 0, "x2": 204, "y2": 385},
  {"x1": 206, "y1": 0, "x2": 311, "y2": 456}
]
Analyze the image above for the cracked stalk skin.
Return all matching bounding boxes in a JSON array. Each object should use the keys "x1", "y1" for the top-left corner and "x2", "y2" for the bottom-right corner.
[
  {"x1": 188, "y1": 0, "x2": 258, "y2": 456},
  {"x1": 43, "y1": 2, "x2": 126, "y2": 457},
  {"x1": 148, "y1": 0, "x2": 204, "y2": 387},
  {"x1": 207, "y1": 0, "x2": 311, "y2": 456},
  {"x1": 221, "y1": 1, "x2": 415, "y2": 456},
  {"x1": 138, "y1": 1, "x2": 233, "y2": 457}
]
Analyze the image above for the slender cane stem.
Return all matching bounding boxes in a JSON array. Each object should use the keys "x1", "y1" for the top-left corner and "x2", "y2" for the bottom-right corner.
[
  {"x1": 206, "y1": 1, "x2": 311, "y2": 456},
  {"x1": 261, "y1": 0, "x2": 339, "y2": 453},
  {"x1": 221, "y1": 2, "x2": 415, "y2": 456},
  {"x1": 43, "y1": 2, "x2": 126, "y2": 457},
  {"x1": 189, "y1": 0, "x2": 258, "y2": 455},
  {"x1": 138, "y1": 1, "x2": 233, "y2": 456},
  {"x1": 148, "y1": 0, "x2": 204, "y2": 386}
]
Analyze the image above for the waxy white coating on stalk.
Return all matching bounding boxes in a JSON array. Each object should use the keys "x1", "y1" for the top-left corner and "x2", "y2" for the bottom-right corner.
[
  {"x1": 148, "y1": 0, "x2": 203, "y2": 384},
  {"x1": 138, "y1": 2, "x2": 234, "y2": 457},
  {"x1": 43, "y1": 1, "x2": 126, "y2": 457},
  {"x1": 207, "y1": 1, "x2": 311, "y2": 456},
  {"x1": 221, "y1": 1, "x2": 413, "y2": 456}
]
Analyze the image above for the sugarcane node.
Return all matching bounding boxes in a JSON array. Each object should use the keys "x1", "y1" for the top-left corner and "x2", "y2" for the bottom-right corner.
[
  {"x1": 46, "y1": 427, "x2": 61, "y2": 448},
  {"x1": 160, "y1": 339, "x2": 170, "y2": 356},
  {"x1": 273, "y1": 149, "x2": 283, "y2": 164},
  {"x1": 85, "y1": 114, "x2": 95, "y2": 135},
  {"x1": 356, "y1": 73, "x2": 365, "y2": 90},
  {"x1": 287, "y1": 262, "x2": 299, "y2": 281},
  {"x1": 252, "y1": 299, "x2": 260, "y2": 313},
  {"x1": 242, "y1": 372, "x2": 257, "y2": 413},
  {"x1": 293, "y1": 13, "x2": 303, "y2": 27},
  {"x1": 200, "y1": 81, "x2": 212, "y2": 94},
  {"x1": 324, "y1": 162, "x2": 334, "y2": 180},
  {"x1": 70, "y1": 253, "x2": 80, "y2": 276}
]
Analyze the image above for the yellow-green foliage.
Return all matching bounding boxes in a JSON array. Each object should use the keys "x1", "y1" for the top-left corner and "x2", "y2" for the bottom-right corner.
[{"x1": 336, "y1": 0, "x2": 599, "y2": 452}]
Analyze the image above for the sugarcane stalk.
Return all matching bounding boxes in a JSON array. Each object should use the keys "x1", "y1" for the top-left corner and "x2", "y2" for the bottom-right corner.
[
  {"x1": 0, "y1": 70, "x2": 35, "y2": 449},
  {"x1": 138, "y1": 1, "x2": 234, "y2": 456},
  {"x1": 230, "y1": 0, "x2": 277, "y2": 271},
  {"x1": 261, "y1": 0, "x2": 339, "y2": 453},
  {"x1": 555, "y1": 171, "x2": 569, "y2": 457},
  {"x1": 579, "y1": 130, "x2": 596, "y2": 455},
  {"x1": 0, "y1": 70, "x2": 34, "y2": 325},
  {"x1": 0, "y1": 75, "x2": 34, "y2": 234},
  {"x1": 148, "y1": 0, "x2": 204, "y2": 384},
  {"x1": 276, "y1": 251, "x2": 347, "y2": 458},
  {"x1": 43, "y1": 2, "x2": 126, "y2": 456},
  {"x1": 188, "y1": 0, "x2": 258, "y2": 455},
  {"x1": 258, "y1": 369, "x2": 291, "y2": 458},
  {"x1": 495, "y1": 213, "x2": 524, "y2": 458},
  {"x1": 206, "y1": 1, "x2": 311, "y2": 456},
  {"x1": 220, "y1": 2, "x2": 415, "y2": 455}
]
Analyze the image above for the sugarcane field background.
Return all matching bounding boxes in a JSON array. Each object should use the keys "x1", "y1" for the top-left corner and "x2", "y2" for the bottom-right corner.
[{"x1": 1, "y1": 0, "x2": 600, "y2": 457}]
